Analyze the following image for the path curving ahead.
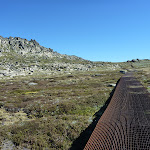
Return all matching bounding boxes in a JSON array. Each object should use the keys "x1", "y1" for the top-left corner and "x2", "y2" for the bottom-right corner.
[{"x1": 84, "y1": 73, "x2": 150, "y2": 150}]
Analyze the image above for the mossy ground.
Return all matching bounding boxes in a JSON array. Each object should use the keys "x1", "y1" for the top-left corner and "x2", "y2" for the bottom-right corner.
[
  {"x1": 0, "y1": 59, "x2": 150, "y2": 149},
  {"x1": 0, "y1": 69, "x2": 122, "y2": 149}
]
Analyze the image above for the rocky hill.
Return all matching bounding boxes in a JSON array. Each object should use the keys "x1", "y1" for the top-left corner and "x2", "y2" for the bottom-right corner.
[
  {"x1": 0, "y1": 36, "x2": 121, "y2": 78},
  {"x1": 0, "y1": 36, "x2": 93, "y2": 77}
]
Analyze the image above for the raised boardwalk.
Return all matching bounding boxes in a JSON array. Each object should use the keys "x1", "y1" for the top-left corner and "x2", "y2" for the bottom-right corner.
[{"x1": 84, "y1": 73, "x2": 150, "y2": 150}]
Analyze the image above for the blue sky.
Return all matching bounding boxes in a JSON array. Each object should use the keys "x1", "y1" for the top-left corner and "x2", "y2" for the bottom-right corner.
[{"x1": 0, "y1": 0, "x2": 150, "y2": 62}]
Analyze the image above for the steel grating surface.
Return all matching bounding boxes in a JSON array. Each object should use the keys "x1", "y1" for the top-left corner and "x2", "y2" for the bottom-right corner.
[{"x1": 84, "y1": 73, "x2": 150, "y2": 150}]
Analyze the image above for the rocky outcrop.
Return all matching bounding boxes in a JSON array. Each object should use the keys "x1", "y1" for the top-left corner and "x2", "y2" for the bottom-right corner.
[
  {"x1": 127, "y1": 59, "x2": 140, "y2": 62},
  {"x1": 0, "y1": 36, "x2": 121, "y2": 78},
  {"x1": 0, "y1": 36, "x2": 52, "y2": 54},
  {"x1": 0, "y1": 36, "x2": 88, "y2": 61}
]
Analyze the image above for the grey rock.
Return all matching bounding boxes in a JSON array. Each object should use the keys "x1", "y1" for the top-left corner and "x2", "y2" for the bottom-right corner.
[
  {"x1": 0, "y1": 35, "x2": 122, "y2": 78},
  {"x1": 1, "y1": 139, "x2": 15, "y2": 150},
  {"x1": 28, "y1": 82, "x2": 38, "y2": 86},
  {"x1": 91, "y1": 74, "x2": 103, "y2": 77},
  {"x1": 107, "y1": 83, "x2": 116, "y2": 87},
  {"x1": 131, "y1": 59, "x2": 137, "y2": 62}
]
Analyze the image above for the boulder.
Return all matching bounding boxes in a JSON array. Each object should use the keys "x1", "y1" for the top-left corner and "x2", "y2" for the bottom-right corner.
[
  {"x1": 28, "y1": 82, "x2": 38, "y2": 86},
  {"x1": 107, "y1": 83, "x2": 116, "y2": 87},
  {"x1": 91, "y1": 74, "x2": 103, "y2": 77},
  {"x1": 131, "y1": 59, "x2": 137, "y2": 62}
]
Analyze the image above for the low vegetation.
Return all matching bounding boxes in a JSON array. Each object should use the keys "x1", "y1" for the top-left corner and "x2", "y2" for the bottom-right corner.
[
  {"x1": 0, "y1": 69, "x2": 123, "y2": 149},
  {"x1": 0, "y1": 59, "x2": 150, "y2": 149},
  {"x1": 0, "y1": 36, "x2": 150, "y2": 149}
]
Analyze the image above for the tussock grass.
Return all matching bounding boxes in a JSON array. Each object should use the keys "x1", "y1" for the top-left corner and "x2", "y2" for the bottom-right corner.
[{"x1": 0, "y1": 69, "x2": 122, "y2": 149}]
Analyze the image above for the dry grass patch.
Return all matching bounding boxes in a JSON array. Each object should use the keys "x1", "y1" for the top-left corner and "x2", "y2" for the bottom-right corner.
[{"x1": 0, "y1": 69, "x2": 122, "y2": 149}]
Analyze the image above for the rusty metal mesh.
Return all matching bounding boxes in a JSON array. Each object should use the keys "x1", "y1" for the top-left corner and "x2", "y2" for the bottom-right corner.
[{"x1": 84, "y1": 73, "x2": 150, "y2": 150}]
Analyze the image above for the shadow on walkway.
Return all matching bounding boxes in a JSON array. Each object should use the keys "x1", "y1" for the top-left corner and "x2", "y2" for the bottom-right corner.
[{"x1": 69, "y1": 79, "x2": 120, "y2": 150}]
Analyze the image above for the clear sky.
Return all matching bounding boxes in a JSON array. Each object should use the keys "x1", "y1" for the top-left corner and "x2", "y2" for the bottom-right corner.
[{"x1": 0, "y1": 0, "x2": 150, "y2": 62}]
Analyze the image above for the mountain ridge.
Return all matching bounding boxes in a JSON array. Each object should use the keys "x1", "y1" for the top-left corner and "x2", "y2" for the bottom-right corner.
[
  {"x1": 0, "y1": 35, "x2": 87, "y2": 61},
  {"x1": 0, "y1": 35, "x2": 99, "y2": 78},
  {"x1": 1, "y1": 35, "x2": 149, "y2": 79}
]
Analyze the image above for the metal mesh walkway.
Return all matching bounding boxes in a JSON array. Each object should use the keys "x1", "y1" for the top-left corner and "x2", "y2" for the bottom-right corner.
[{"x1": 84, "y1": 73, "x2": 150, "y2": 150}]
